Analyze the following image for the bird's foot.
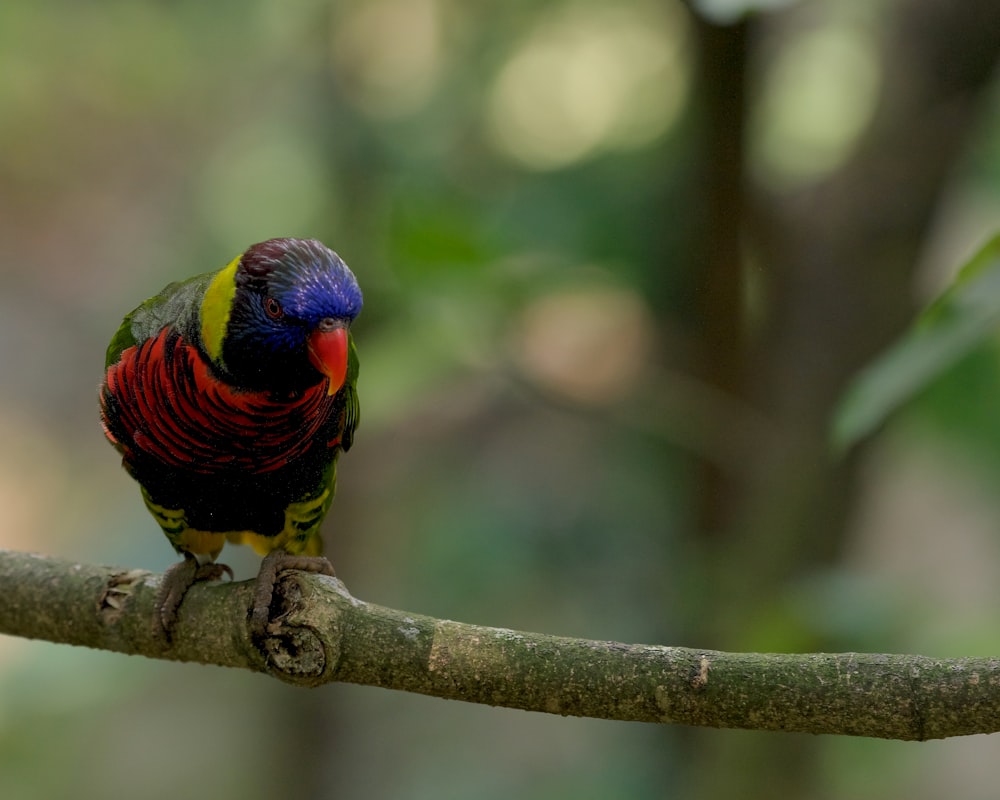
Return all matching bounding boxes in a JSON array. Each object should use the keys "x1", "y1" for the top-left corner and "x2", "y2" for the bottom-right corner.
[
  {"x1": 250, "y1": 550, "x2": 335, "y2": 638},
  {"x1": 154, "y1": 555, "x2": 234, "y2": 642}
]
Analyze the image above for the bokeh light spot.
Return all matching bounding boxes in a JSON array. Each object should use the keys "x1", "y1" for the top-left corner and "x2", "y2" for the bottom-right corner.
[
  {"x1": 751, "y1": 23, "x2": 881, "y2": 188},
  {"x1": 197, "y1": 123, "x2": 338, "y2": 245},
  {"x1": 486, "y1": 1, "x2": 690, "y2": 170},
  {"x1": 331, "y1": 0, "x2": 444, "y2": 118},
  {"x1": 515, "y1": 282, "x2": 653, "y2": 404}
]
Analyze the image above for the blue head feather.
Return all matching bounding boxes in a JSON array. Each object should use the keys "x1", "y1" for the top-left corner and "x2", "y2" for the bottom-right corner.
[
  {"x1": 222, "y1": 238, "x2": 362, "y2": 390},
  {"x1": 262, "y1": 239, "x2": 363, "y2": 323}
]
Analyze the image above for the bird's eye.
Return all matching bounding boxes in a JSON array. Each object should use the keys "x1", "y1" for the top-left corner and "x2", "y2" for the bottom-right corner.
[{"x1": 264, "y1": 297, "x2": 284, "y2": 319}]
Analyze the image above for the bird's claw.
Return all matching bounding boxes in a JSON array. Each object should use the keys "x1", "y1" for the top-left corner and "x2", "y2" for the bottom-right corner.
[
  {"x1": 194, "y1": 562, "x2": 234, "y2": 583},
  {"x1": 154, "y1": 555, "x2": 233, "y2": 643},
  {"x1": 250, "y1": 550, "x2": 335, "y2": 639}
]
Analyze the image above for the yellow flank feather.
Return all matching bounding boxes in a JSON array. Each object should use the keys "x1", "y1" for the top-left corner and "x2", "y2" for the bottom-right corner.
[
  {"x1": 142, "y1": 492, "x2": 226, "y2": 560},
  {"x1": 228, "y1": 488, "x2": 332, "y2": 556},
  {"x1": 142, "y1": 484, "x2": 332, "y2": 559},
  {"x1": 176, "y1": 529, "x2": 228, "y2": 561},
  {"x1": 200, "y1": 254, "x2": 242, "y2": 363}
]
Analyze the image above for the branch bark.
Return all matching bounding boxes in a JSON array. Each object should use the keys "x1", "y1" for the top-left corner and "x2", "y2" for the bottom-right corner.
[{"x1": 2, "y1": 549, "x2": 999, "y2": 741}]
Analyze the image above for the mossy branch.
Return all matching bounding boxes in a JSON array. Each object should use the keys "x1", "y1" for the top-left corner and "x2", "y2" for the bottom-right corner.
[{"x1": 0, "y1": 548, "x2": 997, "y2": 740}]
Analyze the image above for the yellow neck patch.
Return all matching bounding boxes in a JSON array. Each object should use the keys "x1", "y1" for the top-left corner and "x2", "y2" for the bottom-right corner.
[{"x1": 200, "y1": 255, "x2": 241, "y2": 364}]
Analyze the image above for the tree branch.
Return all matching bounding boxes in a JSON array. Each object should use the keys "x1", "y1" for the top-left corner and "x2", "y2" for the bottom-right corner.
[{"x1": 1, "y1": 548, "x2": 998, "y2": 740}]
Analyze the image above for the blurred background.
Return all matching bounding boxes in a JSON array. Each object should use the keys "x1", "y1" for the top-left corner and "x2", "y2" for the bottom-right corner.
[{"x1": 2, "y1": 0, "x2": 1000, "y2": 797}]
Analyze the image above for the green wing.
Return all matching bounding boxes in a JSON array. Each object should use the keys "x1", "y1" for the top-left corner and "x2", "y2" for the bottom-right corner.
[
  {"x1": 341, "y1": 332, "x2": 361, "y2": 451},
  {"x1": 105, "y1": 272, "x2": 216, "y2": 368}
]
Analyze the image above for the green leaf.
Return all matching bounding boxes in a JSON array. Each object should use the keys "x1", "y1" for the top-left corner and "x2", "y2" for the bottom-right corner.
[{"x1": 832, "y1": 233, "x2": 1000, "y2": 452}]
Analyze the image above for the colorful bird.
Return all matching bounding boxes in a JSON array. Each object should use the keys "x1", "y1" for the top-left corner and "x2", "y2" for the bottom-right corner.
[{"x1": 100, "y1": 238, "x2": 361, "y2": 640}]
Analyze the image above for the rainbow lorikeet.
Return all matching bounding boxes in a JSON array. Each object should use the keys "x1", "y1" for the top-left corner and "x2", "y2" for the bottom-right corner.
[{"x1": 99, "y1": 238, "x2": 361, "y2": 639}]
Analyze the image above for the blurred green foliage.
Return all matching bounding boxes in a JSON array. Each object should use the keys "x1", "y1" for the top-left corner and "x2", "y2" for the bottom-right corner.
[
  {"x1": 2, "y1": 1, "x2": 1000, "y2": 799},
  {"x1": 834, "y1": 235, "x2": 1000, "y2": 451}
]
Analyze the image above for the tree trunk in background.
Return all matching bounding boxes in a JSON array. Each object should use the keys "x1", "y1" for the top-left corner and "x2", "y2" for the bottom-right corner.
[
  {"x1": 689, "y1": 15, "x2": 749, "y2": 538},
  {"x1": 683, "y1": 1, "x2": 1000, "y2": 796}
]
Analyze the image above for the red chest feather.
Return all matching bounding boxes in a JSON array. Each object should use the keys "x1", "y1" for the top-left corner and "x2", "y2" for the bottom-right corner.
[{"x1": 101, "y1": 328, "x2": 340, "y2": 473}]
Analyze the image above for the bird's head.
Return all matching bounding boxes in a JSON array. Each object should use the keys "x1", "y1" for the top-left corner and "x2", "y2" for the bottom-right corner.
[{"x1": 201, "y1": 238, "x2": 362, "y2": 393}]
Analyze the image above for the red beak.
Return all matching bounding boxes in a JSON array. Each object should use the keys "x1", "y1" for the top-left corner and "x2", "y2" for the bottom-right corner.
[{"x1": 307, "y1": 326, "x2": 349, "y2": 396}]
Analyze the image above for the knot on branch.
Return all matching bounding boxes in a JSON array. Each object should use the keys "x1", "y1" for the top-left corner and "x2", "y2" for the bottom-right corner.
[
  {"x1": 260, "y1": 625, "x2": 327, "y2": 685},
  {"x1": 254, "y1": 573, "x2": 341, "y2": 687}
]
